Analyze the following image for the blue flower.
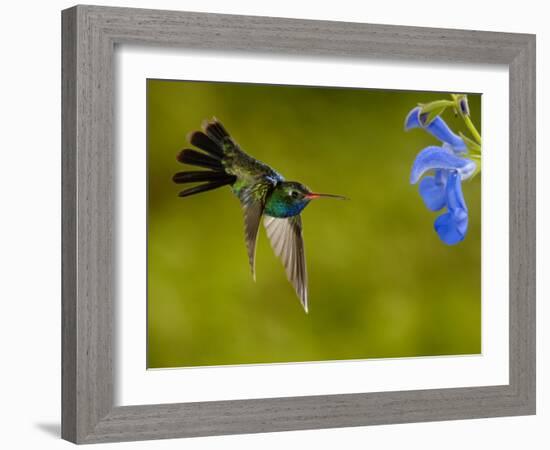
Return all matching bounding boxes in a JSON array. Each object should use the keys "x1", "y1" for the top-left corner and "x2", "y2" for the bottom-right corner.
[
  {"x1": 405, "y1": 107, "x2": 467, "y2": 153},
  {"x1": 405, "y1": 107, "x2": 476, "y2": 245}
]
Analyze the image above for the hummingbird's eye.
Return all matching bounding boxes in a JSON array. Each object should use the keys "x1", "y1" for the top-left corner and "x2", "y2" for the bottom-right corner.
[{"x1": 290, "y1": 190, "x2": 299, "y2": 199}]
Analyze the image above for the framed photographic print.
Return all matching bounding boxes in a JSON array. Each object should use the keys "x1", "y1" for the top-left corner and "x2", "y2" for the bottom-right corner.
[{"x1": 61, "y1": 5, "x2": 536, "y2": 444}]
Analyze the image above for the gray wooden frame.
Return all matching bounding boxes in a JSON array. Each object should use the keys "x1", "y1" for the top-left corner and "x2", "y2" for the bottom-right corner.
[{"x1": 61, "y1": 4, "x2": 536, "y2": 444}]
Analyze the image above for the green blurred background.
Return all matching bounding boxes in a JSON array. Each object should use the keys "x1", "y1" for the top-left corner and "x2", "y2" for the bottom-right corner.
[{"x1": 147, "y1": 79, "x2": 481, "y2": 369}]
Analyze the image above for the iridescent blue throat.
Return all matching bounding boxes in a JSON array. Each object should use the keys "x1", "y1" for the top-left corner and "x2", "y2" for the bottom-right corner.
[{"x1": 264, "y1": 196, "x2": 310, "y2": 218}]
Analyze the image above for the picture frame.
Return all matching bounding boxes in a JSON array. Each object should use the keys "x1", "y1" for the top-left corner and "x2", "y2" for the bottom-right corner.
[{"x1": 61, "y1": 4, "x2": 536, "y2": 444}]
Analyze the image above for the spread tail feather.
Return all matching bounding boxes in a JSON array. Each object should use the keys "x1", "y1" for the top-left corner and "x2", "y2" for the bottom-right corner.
[
  {"x1": 187, "y1": 131, "x2": 224, "y2": 158},
  {"x1": 173, "y1": 170, "x2": 232, "y2": 184},
  {"x1": 203, "y1": 118, "x2": 230, "y2": 143},
  {"x1": 174, "y1": 118, "x2": 236, "y2": 198},
  {"x1": 174, "y1": 170, "x2": 236, "y2": 197},
  {"x1": 177, "y1": 176, "x2": 236, "y2": 198},
  {"x1": 177, "y1": 149, "x2": 224, "y2": 171}
]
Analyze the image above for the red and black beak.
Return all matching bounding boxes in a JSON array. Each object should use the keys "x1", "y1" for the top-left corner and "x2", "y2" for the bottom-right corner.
[{"x1": 304, "y1": 192, "x2": 348, "y2": 200}]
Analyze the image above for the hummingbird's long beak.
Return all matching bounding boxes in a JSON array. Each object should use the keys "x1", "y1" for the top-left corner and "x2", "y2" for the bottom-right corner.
[{"x1": 305, "y1": 192, "x2": 349, "y2": 200}]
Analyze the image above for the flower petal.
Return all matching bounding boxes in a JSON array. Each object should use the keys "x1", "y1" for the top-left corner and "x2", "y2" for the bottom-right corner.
[
  {"x1": 446, "y1": 170, "x2": 468, "y2": 214},
  {"x1": 404, "y1": 106, "x2": 423, "y2": 130},
  {"x1": 418, "y1": 172, "x2": 447, "y2": 211},
  {"x1": 426, "y1": 117, "x2": 467, "y2": 152},
  {"x1": 434, "y1": 212, "x2": 466, "y2": 245},
  {"x1": 404, "y1": 106, "x2": 466, "y2": 153},
  {"x1": 433, "y1": 171, "x2": 468, "y2": 245},
  {"x1": 410, "y1": 146, "x2": 476, "y2": 184}
]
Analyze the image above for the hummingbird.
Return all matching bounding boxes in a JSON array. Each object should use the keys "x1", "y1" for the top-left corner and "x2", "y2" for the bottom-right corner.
[{"x1": 172, "y1": 118, "x2": 347, "y2": 313}]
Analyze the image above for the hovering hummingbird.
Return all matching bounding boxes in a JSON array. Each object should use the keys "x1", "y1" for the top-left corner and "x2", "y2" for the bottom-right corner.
[{"x1": 173, "y1": 119, "x2": 347, "y2": 312}]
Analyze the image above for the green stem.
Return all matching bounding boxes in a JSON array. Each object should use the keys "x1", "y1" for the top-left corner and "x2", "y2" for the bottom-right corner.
[{"x1": 463, "y1": 115, "x2": 482, "y2": 145}]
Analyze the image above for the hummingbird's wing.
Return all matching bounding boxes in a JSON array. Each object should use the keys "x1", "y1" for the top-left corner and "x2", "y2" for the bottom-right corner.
[
  {"x1": 263, "y1": 215, "x2": 308, "y2": 312},
  {"x1": 240, "y1": 182, "x2": 273, "y2": 280}
]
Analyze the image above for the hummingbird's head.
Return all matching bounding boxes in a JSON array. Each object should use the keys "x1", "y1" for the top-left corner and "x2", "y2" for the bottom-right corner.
[{"x1": 267, "y1": 181, "x2": 347, "y2": 218}]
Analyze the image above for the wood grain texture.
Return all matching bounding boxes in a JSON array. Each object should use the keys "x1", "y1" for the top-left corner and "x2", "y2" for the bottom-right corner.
[
  {"x1": 61, "y1": 4, "x2": 536, "y2": 444},
  {"x1": 508, "y1": 36, "x2": 536, "y2": 409},
  {"x1": 61, "y1": 7, "x2": 77, "y2": 443}
]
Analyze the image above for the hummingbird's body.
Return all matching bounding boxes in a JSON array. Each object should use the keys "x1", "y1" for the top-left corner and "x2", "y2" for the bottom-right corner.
[{"x1": 173, "y1": 119, "x2": 346, "y2": 312}]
